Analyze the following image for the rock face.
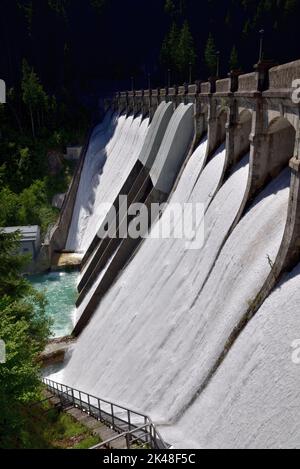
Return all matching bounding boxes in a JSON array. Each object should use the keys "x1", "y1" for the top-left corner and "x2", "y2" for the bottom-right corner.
[
  {"x1": 48, "y1": 150, "x2": 64, "y2": 175},
  {"x1": 41, "y1": 337, "x2": 76, "y2": 368}
]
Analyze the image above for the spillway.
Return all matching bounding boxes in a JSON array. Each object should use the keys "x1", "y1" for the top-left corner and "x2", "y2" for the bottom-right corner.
[
  {"x1": 49, "y1": 140, "x2": 257, "y2": 424},
  {"x1": 66, "y1": 111, "x2": 123, "y2": 252},
  {"x1": 164, "y1": 259, "x2": 300, "y2": 449},
  {"x1": 46, "y1": 61, "x2": 300, "y2": 449},
  {"x1": 66, "y1": 113, "x2": 149, "y2": 253}
]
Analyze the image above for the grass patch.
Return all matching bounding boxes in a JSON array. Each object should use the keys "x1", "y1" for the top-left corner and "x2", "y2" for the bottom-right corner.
[{"x1": 19, "y1": 401, "x2": 101, "y2": 449}]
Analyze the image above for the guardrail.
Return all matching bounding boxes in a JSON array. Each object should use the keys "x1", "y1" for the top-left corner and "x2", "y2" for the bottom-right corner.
[{"x1": 43, "y1": 378, "x2": 168, "y2": 449}]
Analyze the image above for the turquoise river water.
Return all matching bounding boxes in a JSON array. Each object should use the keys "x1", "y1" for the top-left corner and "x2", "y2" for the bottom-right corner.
[{"x1": 29, "y1": 271, "x2": 78, "y2": 338}]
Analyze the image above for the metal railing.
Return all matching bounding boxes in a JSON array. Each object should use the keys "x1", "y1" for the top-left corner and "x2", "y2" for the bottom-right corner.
[
  {"x1": 91, "y1": 424, "x2": 154, "y2": 450},
  {"x1": 43, "y1": 378, "x2": 168, "y2": 449}
]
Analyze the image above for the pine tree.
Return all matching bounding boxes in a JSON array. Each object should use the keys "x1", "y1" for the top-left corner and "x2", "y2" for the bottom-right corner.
[
  {"x1": 160, "y1": 22, "x2": 180, "y2": 71},
  {"x1": 205, "y1": 33, "x2": 217, "y2": 77},
  {"x1": 229, "y1": 45, "x2": 239, "y2": 71},
  {"x1": 177, "y1": 21, "x2": 197, "y2": 77},
  {"x1": 90, "y1": 0, "x2": 108, "y2": 14},
  {"x1": 21, "y1": 60, "x2": 48, "y2": 138},
  {"x1": 165, "y1": 0, "x2": 176, "y2": 17}
]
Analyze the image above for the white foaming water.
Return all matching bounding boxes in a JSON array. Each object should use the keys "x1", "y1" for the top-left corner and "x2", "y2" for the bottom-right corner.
[
  {"x1": 67, "y1": 113, "x2": 149, "y2": 253},
  {"x1": 74, "y1": 138, "x2": 210, "y2": 325},
  {"x1": 66, "y1": 112, "x2": 126, "y2": 252},
  {"x1": 158, "y1": 168, "x2": 291, "y2": 447},
  {"x1": 165, "y1": 259, "x2": 300, "y2": 449},
  {"x1": 81, "y1": 115, "x2": 149, "y2": 253},
  {"x1": 49, "y1": 141, "x2": 253, "y2": 423}
]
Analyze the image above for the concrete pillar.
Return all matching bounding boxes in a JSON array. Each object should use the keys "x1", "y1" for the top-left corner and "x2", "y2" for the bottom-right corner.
[
  {"x1": 112, "y1": 93, "x2": 119, "y2": 113},
  {"x1": 127, "y1": 91, "x2": 135, "y2": 115},
  {"x1": 224, "y1": 98, "x2": 239, "y2": 168},
  {"x1": 134, "y1": 90, "x2": 143, "y2": 116},
  {"x1": 151, "y1": 89, "x2": 160, "y2": 115},
  {"x1": 223, "y1": 71, "x2": 244, "y2": 169},
  {"x1": 178, "y1": 84, "x2": 188, "y2": 105},
  {"x1": 159, "y1": 87, "x2": 168, "y2": 104},
  {"x1": 188, "y1": 83, "x2": 205, "y2": 147},
  {"x1": 205, "y1": 98, "x2": 220, "y2": 158},
  {"x1": 229, "y1": 61, "x2": 275, "y2": 212},
  {"x1": 148, "y1": 90, "x2": 155, "y2": 122},
  {"x1": 119, "y1": 91, "x2": 128, "y2": 114},
  {"x1": 168, "y1": 86, "x2": 178, "y2": 109},
  {"x1": 254, "y1": 60, "x2": 275, "y2": 92}
]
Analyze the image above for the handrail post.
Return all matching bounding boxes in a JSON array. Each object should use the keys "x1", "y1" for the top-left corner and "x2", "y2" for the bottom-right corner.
[
  {"x1": 71, "y1": 388, "x2": 75, "y2": 406},
  {"x1": 127, "y1": 410, "x2": 131, "y2": 431},
  {"x1": 154, "y1": 426, "x2": 158, "y2": 449},
  {"x1": 126, "y1": 432, "x2": 131, "y2": 450},
  {"x1": 150, "y1": 424, "x2": 155, "y2": 449},
  {"x1": 111, "y1": 404, "x2": 115, "y2": 430},
  {"x1": 98, "y1": 399, "x2": 102, "y2": 421},
  {"x1": 87, "y1": 394, "x2": 91, "y2": 415},
  {"x1": 144, "y1": 417, "x2": 149, "y2": 445},
  {"x1": 127, "y1": 410, "x2": 132, "y2": 445}
]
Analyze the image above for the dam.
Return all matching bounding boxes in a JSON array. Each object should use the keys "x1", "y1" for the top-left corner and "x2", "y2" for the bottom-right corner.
[{"x1": 46, "y1": 59, "x2": 300, "y2": 449}]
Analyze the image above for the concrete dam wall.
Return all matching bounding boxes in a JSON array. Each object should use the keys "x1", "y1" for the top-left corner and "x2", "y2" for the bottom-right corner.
[{"x1": 47, "y1": 59, "x2": 300, "y2": 448}]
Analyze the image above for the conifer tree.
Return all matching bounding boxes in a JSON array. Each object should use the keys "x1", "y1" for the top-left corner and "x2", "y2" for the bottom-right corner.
[
  {"x1": 160, "y1": 22, "x2": 180, "y2": 71},
  {"x1": 205, "y1": 33, "x2": 217, "y2": 76},
  {"x1": 21, "y1": 60, "x2": 48, "y2": 138},
  {"x1": 177, "y1": 21, "x2": 197, "y2": 77}
]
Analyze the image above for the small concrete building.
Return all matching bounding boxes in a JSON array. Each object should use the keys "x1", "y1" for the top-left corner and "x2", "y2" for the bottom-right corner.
[
  {"x1": 2, "y1": 226, "x2": 41, "y2": 260},
  {"x1": 65, "y1": 145, "x2": 82, "y2": 161}
]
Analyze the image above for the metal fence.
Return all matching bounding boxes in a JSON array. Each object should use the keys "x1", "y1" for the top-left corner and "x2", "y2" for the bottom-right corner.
[{"x1": 43, "y1": 378, "x2": 168, "y2": 449}]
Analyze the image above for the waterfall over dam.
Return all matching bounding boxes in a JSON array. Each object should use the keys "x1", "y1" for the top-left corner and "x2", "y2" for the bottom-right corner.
[{"x1": 47, "y1": 59, "x2": 300, "y2": 448}]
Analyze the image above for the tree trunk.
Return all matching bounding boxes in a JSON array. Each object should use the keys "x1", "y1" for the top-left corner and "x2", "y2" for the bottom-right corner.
[
  {"x1": 30, "y1": 105, "x2": 35, "y2": 139},
  {"x1": 7, "y1": 102, "x2": 23, "y2": 134}
]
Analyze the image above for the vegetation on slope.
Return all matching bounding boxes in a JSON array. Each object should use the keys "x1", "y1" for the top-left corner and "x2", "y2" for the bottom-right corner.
[
  {"x1": 16, "y1": 400, "x2": 100, "y2": 449},
  {"x1": 0, "y1": 60, "x2": 89, "y2": 236},
  {"x1": 0, "y1": 231, "x2": 50, "y2": 448}
]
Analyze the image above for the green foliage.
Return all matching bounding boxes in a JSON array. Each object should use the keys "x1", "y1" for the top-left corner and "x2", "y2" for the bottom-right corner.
[
  {"x1": 229, "y1": 45, "x2": 239, "y2": 71},
  {"x1": 0, "y1": 59, "x2": 89, "y2": 238},
  {"x1": 205, "y1": 33, "x2": 217, "y2": 76},
  {"x1": 22, "y1": 60, "x2": 49, "y2": 138},
  {"x1": 90, "y1": 0, "x2": 108, "y2": 14},
  {"x1": 177, "y1": 21, "x2": 196, "y2": 75},
  {"x1": 3, "y1": 399, "x2": 100, "y2": 449},
  {"x1": 160, "y1": 22, "x2": 180, "y2": 70},
  {"x1": 160, "y1": 20, "x2": 196, "y2": 79},
  {"x1": 47, "y1": 0, "x2": 69, "y2": 16},
  {"x1": 18, "y1": 1, "x2": 34, "y2": 35},
  {"x1": 0, "y1": 231, "x2": 51, "y2": 448},
  {"x1": 165, "y1": 0, "x2": 176, "y2": 16},
  {"x1": 0, "y1": 179, "x2": 62, "y2": 237},
  {"x1": 164, "y1": 0, "x2": 186, "y2": 18}
]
